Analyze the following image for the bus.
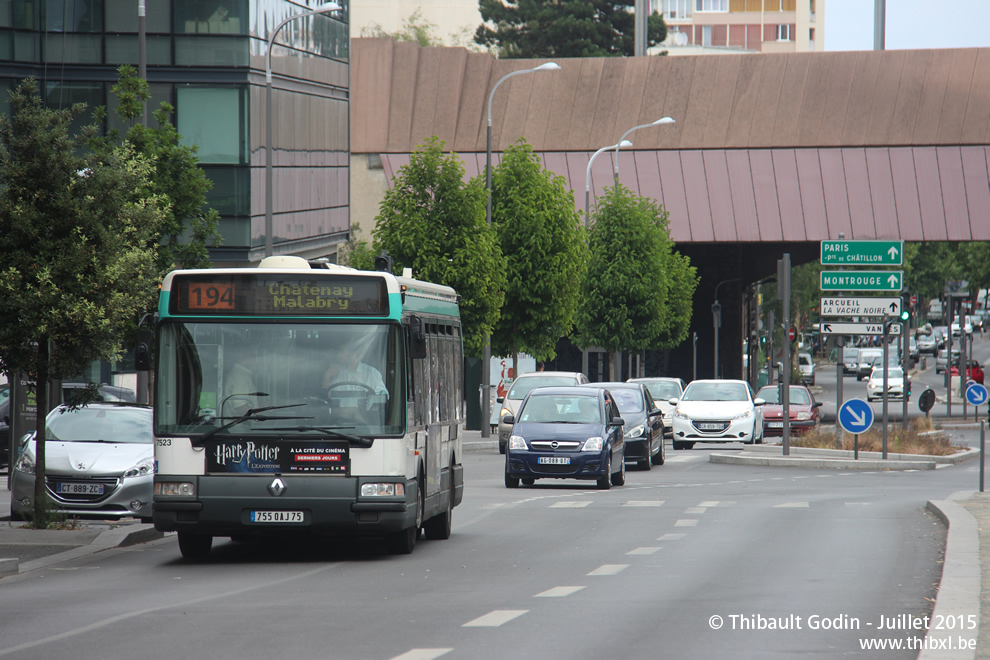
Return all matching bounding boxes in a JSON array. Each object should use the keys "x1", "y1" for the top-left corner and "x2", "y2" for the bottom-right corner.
[{"x1": 151, "y1": 256, "x2": 464, "y2": 559}]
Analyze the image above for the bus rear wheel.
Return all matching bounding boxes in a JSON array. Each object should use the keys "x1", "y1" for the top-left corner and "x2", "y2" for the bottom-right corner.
[{"x1": 177, "y1": 533, "x2": 212, "y2": 560}]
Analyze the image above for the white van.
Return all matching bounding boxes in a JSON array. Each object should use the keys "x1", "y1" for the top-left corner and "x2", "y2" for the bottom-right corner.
[{"x1": 798, "y1": 353, "x2": 815, "y2": 386}]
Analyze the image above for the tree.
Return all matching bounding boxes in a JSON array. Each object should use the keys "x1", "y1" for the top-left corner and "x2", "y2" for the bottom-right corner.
[
  {"x1": 475, "y1": 0, "x2": 667, "y2": 58},
  {"x1": 373, "y1": 137, "x2": 506, "y2": 357},
  {"x1": 337, "y1": 222, "x2": 377, "y2": 271},
  {"x1": 489, "y1": 139, "x2": 587, "y2": 371},
  {"x1": 575, "y1": 186, "x2": 695, "y2": 379},
  {"x1": 0, "y1": 78, "x2": 167, "y2": 524},
  {"x1": 361, "y1": 8, "x2": 445, "y2": 47},
  {"x1": 92, "y1": 66, "x2": 221, "y2": 272}
]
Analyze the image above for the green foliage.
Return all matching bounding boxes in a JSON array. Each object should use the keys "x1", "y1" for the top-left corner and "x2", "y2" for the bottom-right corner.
[
  {"x1": 475, "y1": 0, "x2": 667, "y2": 58},
  {"x1": 373, "y1": 137, "x2": 506, "y2": 356},
  {"x1": 91, "y1": 66, "x2": 221, "y2": 272},
  {"x1": 489, "y1": 139, "x2": 586, "y2": 362},
  {"x1": 0, "y1": 78, "x2": 166, "y2": 525},
  {"x1": 575, "y1": 186, "x2": 695, "y2": 355},
  {"x1": 904, "y1": 241, "x2": 990, "y2": 311},
  {"x1": 338, "y1": 223, "x2": 377, "y2": 271},
  {"x1": 361, "y1": 9, "x2": 446, "y2": 46}
]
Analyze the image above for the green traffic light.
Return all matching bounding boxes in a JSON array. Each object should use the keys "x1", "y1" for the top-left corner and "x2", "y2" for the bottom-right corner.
[{"x1": 900, "y1": 310, "x2": 910, "y2": 322}]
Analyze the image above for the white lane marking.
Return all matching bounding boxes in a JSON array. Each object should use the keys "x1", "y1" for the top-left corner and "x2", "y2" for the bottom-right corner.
[
  {"x1": 674, "y1": 519, "x2": 698, "y2": 527},
  {"x1": 481, "y1": 503, "x2": 505, "y2": 510},
  {"x1": 845, "y1": 502, "x2": 871, "y2": 507},
  {"x1": 550, "y1": 501, "x2": 592, "y2": 508},
  {"x1": 663, "y1": 454, "x2": 704, "y2": 462},
  {"x1": 684, "y1": 507, "x2": 707, "y2": 514},
  {"x1": 774, "y1": 502, "x2": 810, "y2": 508},
  {"x1": 390, "y1": 650, "x2": 453, "y2": 660},
  {"x1": 698, "y1": 501, "x2": 720, "y2": 507},
  {"x1": 624, "y1": 500, "x2": 664, "y2": 507},
  {"x1": 588, "y1": 564, "x2": 629, "y2": 576},
  {"x1": 627, "y1": 547, "x2": 661, "y2": 555},
  {"x1": 463, "y1": 610, "x2": 529, "y2": 627},
  {"x1": 534, "y1": 586, "x2": 586, "y2": 598},
  {"x1": 658, "y1": 533, "x2": 686, "y2": 541}
]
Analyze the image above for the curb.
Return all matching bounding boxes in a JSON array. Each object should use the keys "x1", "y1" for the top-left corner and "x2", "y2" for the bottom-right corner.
[
  {"x1": 709, "y1": 452, "x2": 936, "y2": 470},
  {"x1": 737, "y1": 444, "x2": 979, "y2": 465},
  {"x1": 5, "y1": 525, "x2": 164, "y2": 576},
  {"x1": 922, "y1": 495, "x2": 981, "y2": 660}
]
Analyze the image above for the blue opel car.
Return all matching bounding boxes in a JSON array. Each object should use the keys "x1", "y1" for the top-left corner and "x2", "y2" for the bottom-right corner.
[{"x1": 503, "y1": 386, "x2": 625, "y2": 490}]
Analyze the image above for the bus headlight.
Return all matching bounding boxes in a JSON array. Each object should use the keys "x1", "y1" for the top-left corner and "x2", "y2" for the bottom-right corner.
[
  {"x1": 361, "y1": 482, "x2": 405, "y2": 497},
  {"x1": 155, "y1": 481, "x2": 196, "y2": 497}
]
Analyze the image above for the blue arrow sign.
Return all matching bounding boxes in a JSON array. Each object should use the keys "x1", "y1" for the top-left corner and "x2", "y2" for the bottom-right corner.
[
  {"x1": 965, "y1": 381, "x2": 989, "y2": 406},
  {"x1": 838, "y1": 398, "x2": 875, "y2": 435}
]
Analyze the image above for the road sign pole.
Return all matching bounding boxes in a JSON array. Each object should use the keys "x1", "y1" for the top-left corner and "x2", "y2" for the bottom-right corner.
[
  {"x1": 981, "y1": 420, "x2": 985, "y2": 493},
  {"x1": 779, "y1": 253, "x2": 791, "y2": 456},
  {"x1": 882, "y1": 321, "x2": 889, "y2": 460},
  {"x1": 836, "y1": 339, "x2": 843, "y2": 450}
]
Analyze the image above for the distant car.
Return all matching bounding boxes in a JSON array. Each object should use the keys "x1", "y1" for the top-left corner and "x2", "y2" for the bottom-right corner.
[
  {"x1": 756, "y1": 385, "x2": 822, "y2": 437},
  {"x1": 668, "y1": 379, "x2": 765, "y2": 450},
  {"x1": 933, "y1": 327, "x2": 949, "y2": 350},
  {"x1": 950, "y1": 321, "x2": 973, "y2": 337},
  {"x1": 503, "y1": 386, "x2": 625, "y2": 490},
  {"x1": 856, "y1": 349, "x2": 883, "y2": 381},
  {"x1": 908, "y1": 336, "x2": 919, "y2": 362},
  {"x1": 916, "y1": 332, "x2": 937, "y2": 355},
  {"x1": 496, "y1": 371, "x2": 590, "y2": 454},
  {"x1": 936, "y1": 348, "x2": 962, "y2": 375},
  {"x1": 950, "y1": 360, "x2": 984, "y2": 385},
  {"x1": 587, "y1": 382, "x2": 664, "y2": 469},
  {"x1": 797, "y1": 353, "x2": 815, "y2": 386},
  {"x1": 841, "y1": 347, "x2": 861, "y2": 377},
  {"x1": 626, "y1": 377, "x2": 686, "y2": 438},
  {"x1": 866, "y1": 366, "x2": 907, "y2": 402},
  {"x1": 10, "y1": 402, "x2": 154, "y2": 521}
]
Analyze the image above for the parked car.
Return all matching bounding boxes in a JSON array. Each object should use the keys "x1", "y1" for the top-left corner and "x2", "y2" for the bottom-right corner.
[
  {"x1": 626, "y1": 376, "x2": 686, "y2": 438},
  {"x1": 856, "y1": 349, "x2": 883, "y2": 381},
  {"x1": 668, "y1": 379, "x2": 765, "y2": 450},
  {"x1": 587, "y1": 382, "x2": 664, "y2": 469},
  {"x1": 907, "y1": 336, "x2": 919, "y2": 362},
  {"x1": 866, "y1": 366, "x2": 908, "y2": 401},
  {"x1": 936, "y1": 348, "x2": 962, "y2": 375},
  {"x1": 0, "y1": 383, "x2": 9, "y2": 468},
  {"x1": 503, "y1": 386, "x2": 625, "y2": 490},
  {"x1": 797, "y1": 352, "x2": 815, "y2": 386},
  {"x1": 950, "y1": 359, "x2": 985, "y2": 385},
  {"x1": 10, "y1": 402, "x2": 154, "y2": 521},
  {"x1": 62, "y1": 382, "x2": 136, "y2": 404},
  {"x1": 756, "y1": 385, "x2": 822, "y2": 437},
  {"x1": 496, "y1": 371, "x2": 589, "y2": 454}
]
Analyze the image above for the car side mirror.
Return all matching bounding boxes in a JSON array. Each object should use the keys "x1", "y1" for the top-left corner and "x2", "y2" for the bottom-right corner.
[
  {"x1": 754, "y1": 398, "x2": 766, "y2": 406},
  {"x1": 611, "y1": 417, "x2": 625, "y2": 427},
  {"x1": 813, "y1": 401, "x2": 823, "y2": 408},
  {"x1": 667, "y1": 397, "x2": 679, "y2": 405},
  {"x1": 496, "y1": 396, "x2": 504, "y2": 404},
  {"x1": 502, "y1": 414, "x2": 514, "y2": 425}
]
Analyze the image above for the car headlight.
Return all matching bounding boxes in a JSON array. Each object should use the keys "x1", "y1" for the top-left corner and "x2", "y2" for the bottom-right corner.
[
  {"x1": 732, "y1": 410, "x2": 754, "y2": 420},
  {"x1": 582, "y1": 437, "x2": 604, "y2": 451},
  {"x1": 14, "y1": 453, "x2": 35, "y2": 475},
  {"x1": 123, "y1": 459, "x2": 155, "y2": 478},
  {"x1": 673, "y1": 410, "x2": 689, "y2": 420},
  {"x1": 796, "y1": 412, "x2": 812, "y2": 421},
  {"x1": 508, "y1": 435, "x2": 527, "y2": 450},
  {"x1": 499, "y1": 408, "x2": 512, "y2": 420},
  {"x1": 624, "y1": 424, "x2": 646, "y2": 439}
]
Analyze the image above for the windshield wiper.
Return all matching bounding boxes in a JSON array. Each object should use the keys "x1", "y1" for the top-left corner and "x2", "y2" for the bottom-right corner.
[
  {"x1": 264, "y1": 426, "x2": 372, "y2": 448},
  {"x1": 193, "y1": 403, "x2": 311, "y2": 447}
]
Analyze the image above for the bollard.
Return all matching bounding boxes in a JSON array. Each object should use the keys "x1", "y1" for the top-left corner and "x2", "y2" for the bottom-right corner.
[{"x1": 981, "y1": 420, "x2": 985, "y2": 493}]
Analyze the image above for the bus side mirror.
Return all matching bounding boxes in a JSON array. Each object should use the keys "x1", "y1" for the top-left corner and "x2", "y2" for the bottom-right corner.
[
  {"x1": 135, "y1": 320, "x2": 154, "y2": 371},
  {"x1": 407, "y1": 315, "x2": 427, "y2": 360}
]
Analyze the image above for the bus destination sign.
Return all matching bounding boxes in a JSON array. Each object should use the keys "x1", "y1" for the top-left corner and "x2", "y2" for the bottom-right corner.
[{"x1": 171, "y1": 274, "x2": 388, "y2": 317}]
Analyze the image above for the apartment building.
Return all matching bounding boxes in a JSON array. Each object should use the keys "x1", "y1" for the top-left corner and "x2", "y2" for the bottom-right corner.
[{"x1": 657, "y1": 0, "x2": 822, "y2": 54}]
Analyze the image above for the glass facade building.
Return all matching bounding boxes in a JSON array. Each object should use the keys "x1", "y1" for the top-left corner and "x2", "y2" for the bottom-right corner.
[{"x1": 0, "y1": 0, "x2": 350, "y2": 264}]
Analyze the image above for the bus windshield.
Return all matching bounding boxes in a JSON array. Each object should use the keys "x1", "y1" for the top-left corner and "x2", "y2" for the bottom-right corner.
[{"x1": 155, "y1": 322, "x2": 405, "y2": 438}]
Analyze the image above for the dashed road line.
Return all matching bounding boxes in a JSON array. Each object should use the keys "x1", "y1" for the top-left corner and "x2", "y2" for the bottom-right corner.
[
  {"x1": 463, "y1": 610, "x2": 529, "y2": 627},
  {"x1": 774, "y1": 502, "x2": 810, "y2": 508},
  {"x1": 534, "y1": 586, "x2": 585, "y2": 598},
  {"x1": 658, "y1": 533, "x2": 686, "y2": 541},
  {"x1": 390, "y1": 650, "x2": 452, "y2": 660},
  {"x1": 674, "y1": 519, "x2": 699, "y2": 527},
  {"x1": 623, "y1": 500, "x2": 665, "y2": 507},
  {"x1": 550, "y1": 501, "x2": 592, "y2": 508},
  {"x1": 587, "y1": 564, "x2": 629, "y2": 576},
  {"x1": 684, "y1": 507, "x2": 707, "y2": 514},
  {"x1": 627, "y1": 547, "x2": 661, "y2": 555}
]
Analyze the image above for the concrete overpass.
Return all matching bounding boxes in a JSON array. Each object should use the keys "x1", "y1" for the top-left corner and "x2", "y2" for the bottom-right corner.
[{"x1": 350, "y1": 38, "x2": 990, "y2": 381}]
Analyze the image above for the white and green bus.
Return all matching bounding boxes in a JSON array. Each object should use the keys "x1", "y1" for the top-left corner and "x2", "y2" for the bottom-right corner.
[{"x1": 152, "y1": 256, "x2": 464, "y2": 559}]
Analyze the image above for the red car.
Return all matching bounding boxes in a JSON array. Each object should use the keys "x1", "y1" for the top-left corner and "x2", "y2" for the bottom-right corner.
[
  {"x1": 950, "y1": 360, "x2": 985, "y2": 385},
  {"x1": 756, "y1": 385, "x2": 823, "y2": 437}
]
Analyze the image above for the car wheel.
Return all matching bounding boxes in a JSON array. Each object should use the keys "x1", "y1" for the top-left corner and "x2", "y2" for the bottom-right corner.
[
  {"x1": 504, "y1": 458, "x2": 520, "y2": 489},
  {"x1": 498, "y1": 441, "x2": 506, "y2": 455},
  {"x1": 611, "y1": 452, "x2": 626, "y2": 487},
  {"x1": 597, "y1": 453, "x2": 612, "y2": 490},
  {"x1": 651, "y1": 439, "x2": 665, "y2": 466},
  {"x1": 639, "y1": 445, "x2": 652, "y2": 471},
  {"x1": 673, "y1": 440, "x2": 686, "y2": 450},
  {"x1": 177, "y1": 533, "x2": 213, "y2": 561}
]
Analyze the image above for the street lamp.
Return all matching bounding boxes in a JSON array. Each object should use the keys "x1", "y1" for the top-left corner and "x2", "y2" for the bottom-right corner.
[
  {"x1": 265, "y1": 2, "x2": 342, "y2": 258},
  {"x1": 482, "y1": 61, "x2": 560, "y2": 439},
  {"x1": 613, "y1": 117, "x2": 674, "y2": 186},
  {"x1": 585, "y1": 140, "x2": 632, "y2": 220}
]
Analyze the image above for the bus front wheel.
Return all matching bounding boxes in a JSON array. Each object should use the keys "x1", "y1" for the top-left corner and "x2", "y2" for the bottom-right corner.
[{"x1": 177, "y1": 532, "x2": 213, "y2": 560}]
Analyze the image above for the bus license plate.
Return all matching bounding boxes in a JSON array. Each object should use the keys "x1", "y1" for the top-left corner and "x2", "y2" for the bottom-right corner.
[
  {"x1": 538, "y1": 457, "x2": 570, "y2": 465},
  {"x1": 250, "y1": 511, "x2": 304, "y2": 523},
  {"x1": 57, "y1": 482, "x2": 104, "y2": 495}
]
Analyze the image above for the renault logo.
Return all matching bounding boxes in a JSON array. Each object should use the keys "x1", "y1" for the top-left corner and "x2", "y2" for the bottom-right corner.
[{"x1": 269, "y1": 478, "x2": 286, "y2": 496}]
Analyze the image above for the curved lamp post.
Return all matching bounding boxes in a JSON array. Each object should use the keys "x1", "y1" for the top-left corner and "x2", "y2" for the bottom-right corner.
[
  {"x1": 585, "y1": 140, "x2": 632, "y2": 221},
  {"x1": 482, "y1": 61, "x2": 560, "y2": 438},
  {"x1": 265, "y1": 2, "x2": 342, "y2": 258},
  {"x1": 613, "y1": 117, "x2": 675, "y2": 187}
]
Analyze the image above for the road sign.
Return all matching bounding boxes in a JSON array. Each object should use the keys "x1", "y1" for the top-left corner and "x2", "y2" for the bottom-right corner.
[
  {"x1": 788, "y1": 326, "x2": 796, "y2": 341},
  {"x1": 820, "y1": 240, "x2": 904, "y2": 266},
  {"x1": 819, "y1": 322, "x2": 901, "y2": 336},
  {"x1": 918, "y1": 388, "x2": 936, "y2": 413},
  {"x1": 819, "y1": 297, "x2": 901, "y2": 317},
  {"x1": 838, "y1": 398, "x2": 875, "y2": 435},
  {"x1": 965, "y1": 382, "x2": 989, "y2": 406},
  {"x1": 820, "y1": 271, "x2": 903, "y2": 291}
]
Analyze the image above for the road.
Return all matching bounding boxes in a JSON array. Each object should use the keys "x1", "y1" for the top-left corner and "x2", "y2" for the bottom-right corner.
[{"x1": 0, "y1": 437, "x2": 982, "y2": 660}]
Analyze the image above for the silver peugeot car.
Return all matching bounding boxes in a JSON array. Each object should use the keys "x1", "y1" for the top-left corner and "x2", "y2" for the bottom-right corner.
[{"x1": 10, "y1": 402, "x2": 154, "y2": 521}]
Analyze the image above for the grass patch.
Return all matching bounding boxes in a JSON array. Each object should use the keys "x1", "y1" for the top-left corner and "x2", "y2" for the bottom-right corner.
[
  {"x1": 21, "y1": 496, "x2": 82, "y2": 530},
  {"x1": 790, "y1": 421, "x2": 964, "y2": 456}
]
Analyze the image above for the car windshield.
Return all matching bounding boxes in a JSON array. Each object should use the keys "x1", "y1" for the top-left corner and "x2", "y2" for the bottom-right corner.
[
  {"x1": 641, "y1": 381, "x2": 681, "y2": 400},
  {"x1": 872, "y1": 368, "x2": 904, "y2": 379},
  {"x1": 681, "y1": 382, "x2": 749, "y2": 402},
  {"x1": 756, "y1": 387, "x2": 811, "y2": 405},
  {"x1": 611, "y1": 389, "x2": 644, "y2": 414},
  {"x1": 507, "y1": 376, "x2": 578, "y2": 400},
  {"x1": 46, "y1": 406, "x2": 153, "y2": 444},
  {"x1": 518, "y1": 395, "x2": 601, "y2": 424}
]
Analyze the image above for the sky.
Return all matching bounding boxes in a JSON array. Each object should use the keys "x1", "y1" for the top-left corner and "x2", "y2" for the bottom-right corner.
[{"x1": 825, "y1": 0, "x2": 990, "y2": 51}]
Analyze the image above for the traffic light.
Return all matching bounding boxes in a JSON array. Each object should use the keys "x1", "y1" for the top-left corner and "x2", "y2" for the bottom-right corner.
[{"x1": 900, "y1": 309, "x2": 910, "y2": 322}]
